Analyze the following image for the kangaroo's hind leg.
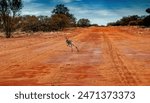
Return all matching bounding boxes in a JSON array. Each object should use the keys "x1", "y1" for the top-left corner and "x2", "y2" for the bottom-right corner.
[
  {"x1": 75, "y1": 46, "x2": 79, "y2": 52},
  {"x1": 72, "y1": 44, "x2": 79, "y2": 52}
]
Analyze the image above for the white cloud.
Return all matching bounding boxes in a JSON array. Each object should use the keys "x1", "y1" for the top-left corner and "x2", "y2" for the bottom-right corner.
[
  {"x1": 21, "y1": 0, "x2": 147, "y2": 25},
  {"x1": 68, "y1": 5, "x2": 148, "y2": 25},
  {"x1": 52, "y1": 0, "x2": 81, "y2": 3},
  {"x1": 22, "y1": 0, "x2": 35, "y2": 3},
  {"x1": 21, "y1": 2, "x2": 52, "y2": 16},
  {"x1": 68, "y1": 6, "x2": 118, "y2": 25},
  {"x1": 61, "y1": 0, "x2": 73, "y2": 3},
  {"x1": 21, "y1": 3, "x2": 124, "y2": 25}
]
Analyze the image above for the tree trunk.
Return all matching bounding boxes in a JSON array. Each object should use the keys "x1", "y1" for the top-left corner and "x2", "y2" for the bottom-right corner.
[{"x1": 6, "y1": 32, "x2": 11, "y2": 38}]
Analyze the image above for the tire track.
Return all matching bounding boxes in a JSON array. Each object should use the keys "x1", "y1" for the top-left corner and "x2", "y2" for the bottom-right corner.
[
  {"x1": 102, "y1": 33, "x2": 138, "y2": 85},
  {"x1": 45, "y1": 32, "x2": 102, "y2": 85}
]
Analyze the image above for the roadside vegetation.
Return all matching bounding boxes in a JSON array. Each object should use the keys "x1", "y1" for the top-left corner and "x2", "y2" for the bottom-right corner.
[
  {"x1": 0, "y1": 0, "x2": 22, "y2": 38},
  {"x1": 0, "y1": 2, "x2": 91, "y2": 38},
  {"x1": 0, "y1": 0, "x2": 149, "y2": 38},
  {"x1": 107, "y1": 8, "x2": 150, "y2": 27}
]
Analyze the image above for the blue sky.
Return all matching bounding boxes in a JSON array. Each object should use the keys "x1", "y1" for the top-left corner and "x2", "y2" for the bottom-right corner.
[{"x1": 22, "y1": 0, "x2": 150, "y2": 25}]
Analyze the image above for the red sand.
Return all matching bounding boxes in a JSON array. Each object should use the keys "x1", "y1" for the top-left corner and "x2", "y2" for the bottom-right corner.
[{"x1": 0, "y1": 26, "x2": 150, "y2": 86}]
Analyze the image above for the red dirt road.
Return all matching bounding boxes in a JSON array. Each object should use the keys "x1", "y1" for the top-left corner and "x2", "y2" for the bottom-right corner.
[{"x1": 0, "y1": 26, "x2": 150, "y2": 86}]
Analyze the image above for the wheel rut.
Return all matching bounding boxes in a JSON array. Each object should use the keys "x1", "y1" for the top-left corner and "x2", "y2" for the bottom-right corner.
[{"x1": 102, "y1": 33, "x2": 138, "y2": 85}]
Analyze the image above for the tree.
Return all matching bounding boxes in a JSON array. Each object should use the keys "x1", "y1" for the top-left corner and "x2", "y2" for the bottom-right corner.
[
  {"x1": 21, "y1": 15, "x2": 39, "y2": 32},
  {"x1": 52, "y1": 4, "x2": 76, "y2": 27},
  {"x1": 66, "y1": 13, "x2": 76, "y2": 27},
  {"x1": 142, "y1": 8, "x2": 150, "y2": 27},
  {"x1": 107, "y1": 15, "x2": 144, "y2": 26},
  {"x1": 146, "y1": 8, "x2": 150, "y2": 14},
  {"x1": 77, "y1": 18, "x2": 90, "y2": 27},
  {"x1": 91, "y1": 24, "x2": 99, "y2": 26},
  {"x1": 118, "y1": 15, "x2": 140, "y2": 26},
  {"x1": 50, "y1": 14, "x2": 70, "y2": 30},
  {"x1": 0, "y1": 0, "x2": 23, "y2": 38},
  {"x1": 52, "y1": 4, "x2": 69, "y2": 15}
]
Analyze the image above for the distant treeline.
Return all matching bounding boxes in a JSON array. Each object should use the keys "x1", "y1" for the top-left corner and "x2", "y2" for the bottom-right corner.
[
  {"x1": 1, "y1": 0, "x2": 149, "y2": 38},
  {"x1": 14, "y1": 15, "x2": 92, "y2": 32},
  {"x1": 0, "y1": 4, "x2": 92, "y2": 33},
  {"x1": 107, "y1": 8, "x2": 150, "y2": 27},
  {"x1": 0, "y1": 2, "x2": 92, "y2": 38}
]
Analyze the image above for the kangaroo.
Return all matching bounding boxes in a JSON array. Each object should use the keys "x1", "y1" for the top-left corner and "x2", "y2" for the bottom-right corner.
[{"x1": 65, "y1": 36, "x2": 79, "y2": 52}]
